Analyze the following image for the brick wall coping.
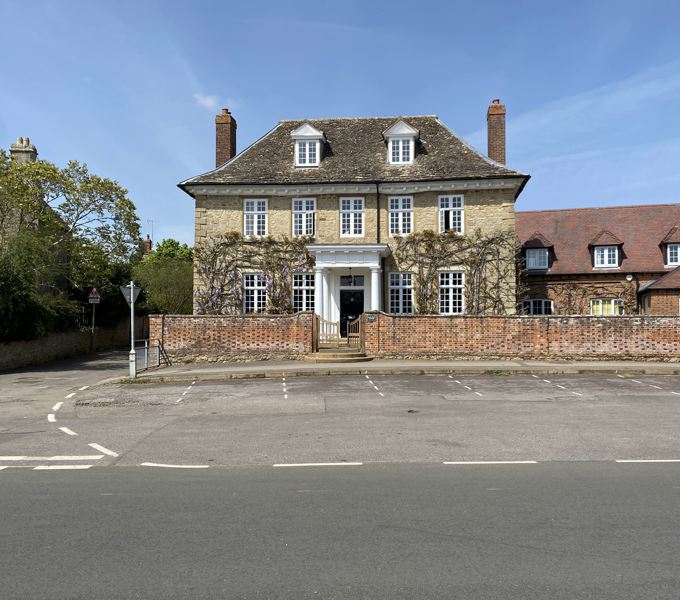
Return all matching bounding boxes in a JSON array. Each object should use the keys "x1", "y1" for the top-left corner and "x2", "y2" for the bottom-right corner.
[{"x1": 362, "y1": 311, "x2": 680, "y2": 321}]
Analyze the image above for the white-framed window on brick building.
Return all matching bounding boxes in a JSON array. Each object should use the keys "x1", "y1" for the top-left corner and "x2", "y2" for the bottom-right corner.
[
  {"x1": 340, "y1": 197, "x2": 364, "y2": 237},
  {"x1": 243, "y1": 273, "x2": 267, "y2": 313},
  {"x1": 666, "y1": 243, "x2": 680, "y2": 267},
  {"x1": 525, "y1": 248, "x2": 549, "y2": 270},
  {"x1": 388, "y1": 196, "x2": 413, "y2": 236},
  {"x1": 593, "y1": 245, "x2": 619, "y2": 268},
  {"x1": 518, "y1": 299, "x2": 553, "y2": 315},
  {"x1": 389, "y1": 272, "x2": 414, "y2": 314},
  {"x1": 292, "y1": 198, "x2": 316, "y2": 237},
  {"x1": 292, "y1": 273, "x2": 315, "y2": 312},
  {"x1": 244, "y1": 199, "x2": 268, "y2": 237},
  {"x1": 439, "y1": 195, "x2": 464, "y2": 234},
  {"x1": 590, "y1": 298, "x2": 624, "y2": 316},
  {"x1": 439, "y1": 271, "x2": 464, "y2": 314}
]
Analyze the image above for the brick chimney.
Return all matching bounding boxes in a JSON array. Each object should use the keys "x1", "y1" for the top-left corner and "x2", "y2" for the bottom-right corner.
[
  {"x1": 215, "y1": 108, "x2": 237, "y2": 168},
  {"x1": 143, "y1": 234, "x2": 152, "y2": 256},
  {"x1": 9, "y1": 137, "x2": 38, "y2": 163},
  {"x1": 486, "y1": 99, "x2": 506, "y2": 164}
]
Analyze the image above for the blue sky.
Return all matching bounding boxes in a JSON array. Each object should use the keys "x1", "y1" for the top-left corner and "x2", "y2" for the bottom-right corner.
[{"x1": 2, "y1": 0, "x2": 680, "y2": 245}]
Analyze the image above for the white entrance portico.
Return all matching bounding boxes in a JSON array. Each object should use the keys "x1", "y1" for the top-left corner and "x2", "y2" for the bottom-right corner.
[{"x1": 306, "y1": 244, "x2": 390, "y2": 332}]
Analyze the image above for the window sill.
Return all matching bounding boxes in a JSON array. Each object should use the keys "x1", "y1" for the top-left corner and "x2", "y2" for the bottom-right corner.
[{"x1": 340, "y1": 234, "x2": 365, "y2": 238}]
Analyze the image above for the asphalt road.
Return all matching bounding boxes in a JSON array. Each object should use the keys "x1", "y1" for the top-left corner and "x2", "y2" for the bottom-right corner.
[{"x1": 2, "y1": 463, "x2": 680, "y2": 599}]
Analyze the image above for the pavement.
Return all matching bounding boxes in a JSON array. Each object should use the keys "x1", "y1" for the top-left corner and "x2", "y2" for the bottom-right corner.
[{"x1": 111, "y1": 356, "x2": 680, "y2": 384}]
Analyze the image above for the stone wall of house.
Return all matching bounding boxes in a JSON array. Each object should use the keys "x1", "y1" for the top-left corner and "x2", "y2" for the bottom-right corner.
[
  {"x1": 0, "y1": 319, "x2": 139, "y2": 371},
  {"x1": 149, "y1": 313, "x2": 314, "y2": 362},
  {"x1": 362, "y1": 311, "x2": 680, "y2": 359}
]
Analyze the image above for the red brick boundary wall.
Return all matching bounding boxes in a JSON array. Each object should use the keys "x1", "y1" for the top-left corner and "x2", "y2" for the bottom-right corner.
[
  {"x1": 362, "y1": 312, "x2": 680, "y2": 359},
  {"x1": 149, "y1": 313, "x2": 314, "y2": 361}
]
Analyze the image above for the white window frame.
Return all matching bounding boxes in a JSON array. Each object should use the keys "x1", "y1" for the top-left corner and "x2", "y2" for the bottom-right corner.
[
  {"x1": 590, "y1": 298, "x2": 624, "y2": 316},
  {"x1": 666, "y1": 243, "x2": 680, "y2": 267},
  {"x1": 438, "y1": 195, "x2": 464, "y2": 234},
  {"x1": 518, "y1": 299, "x2": 553, "y2": 315},
  {"x1": 340, "y1": 197, "x2": 365, "y2": 237},
  {"x1": 243, "y1": 273, "x2": 267, "y2": 313},
  {"x1": 243, "y1": 199, "x2": 268, "y2": 237},
  {"x1": 389, "y1": 272, "x2": 414, "y2": 314},
  {"x1": 388, "y1": 196, "x2": 413, "y2": 236},
  {"x1": 593, "y1": 245, "x2": 619, "y2": 268},
  {"x1": 292, "y1": 273, "x2": 315, "y2": 312},
  {"x1": 389, "y1": 137, "x2": 414, "y2": 165},
  {"x1": 295, "y1": 140, "x2": 320, "y2": 167},
  {"x1": 292, "y1": 198, "x2": 316, "y2": 238},
  {"x1": 439, "y1": 271, "x2": 465, "y2": 315},
  {"x1": 526, "y1": 248, "x2": 549, "y2": 270}
]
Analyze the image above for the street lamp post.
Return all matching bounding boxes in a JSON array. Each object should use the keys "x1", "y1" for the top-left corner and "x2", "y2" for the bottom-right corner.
[{"x1": 120, "y1": 281, "x2": 141, "y2": 379}]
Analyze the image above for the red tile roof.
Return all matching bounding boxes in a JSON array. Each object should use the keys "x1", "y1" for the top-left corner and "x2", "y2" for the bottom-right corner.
[
  {"x1": 588, "y1": 230, "x2": 623, "y2": 246},
  {"x1": 647, "y1": 266, "x2": 680, "y2": 290},
  {"x1": 517, "y1": 203, "x2": 680, "y2": 275}
]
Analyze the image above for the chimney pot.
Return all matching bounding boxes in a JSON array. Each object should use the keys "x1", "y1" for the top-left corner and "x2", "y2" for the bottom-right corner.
[
  {"x1": 215, "y1": 107, "x2": 237, "y2": 167},
  {"x1": 486, "y1": 98, "x2": 506, "y2": 164}
]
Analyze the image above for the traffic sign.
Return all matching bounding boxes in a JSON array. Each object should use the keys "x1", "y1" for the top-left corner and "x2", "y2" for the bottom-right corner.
[
  {"x1": 120, "y1": 284, "x2": 141, "y2": 307},
  {"x1": 88, "y1": 286, "x2": 101, "y2": 304}
]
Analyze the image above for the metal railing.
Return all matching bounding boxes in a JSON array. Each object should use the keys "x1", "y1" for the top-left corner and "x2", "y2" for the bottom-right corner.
[
  {"x1": 134, "y1": 339, "x2": 162, "y2": 371},
  {"x1": 347, "y1": 316, "x2": 364, "y2": 352}
]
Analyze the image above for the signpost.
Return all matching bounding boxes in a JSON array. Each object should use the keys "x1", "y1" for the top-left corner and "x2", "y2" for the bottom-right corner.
[
  {"x1": 87, "y1": 286, "x2": 101, "y2": 351},
  {"x1": 120, "y1": 281, "x2": 141, "y2": 379}
]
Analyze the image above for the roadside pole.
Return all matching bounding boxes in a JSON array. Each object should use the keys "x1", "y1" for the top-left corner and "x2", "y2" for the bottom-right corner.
[
  {"x1": 87, "y1": 286, "x2": 101, "y2": 351},
  {"x1": 120, "y1": 281, "x2": 141, "y2": 379}
]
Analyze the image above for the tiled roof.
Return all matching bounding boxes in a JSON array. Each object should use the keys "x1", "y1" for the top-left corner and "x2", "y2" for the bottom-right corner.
[
  {"x1": 646, "y1": 266, "x2": 680, "y2": 290},
  {"x1": 181, "y1": 116, "x2": 527, "y2": 187},
  {"x1": 517, "y1": 203, "x2": 680, "y2": 275},
  {"x1": 522, "y1": 231, "x2": 553, "y2": 248},
  {"x1": 661, "y1": 226, "x2": 680, "y2": 244},
  {"x1": 589, "y1": 230, "x2": 623, "y2": 246}
]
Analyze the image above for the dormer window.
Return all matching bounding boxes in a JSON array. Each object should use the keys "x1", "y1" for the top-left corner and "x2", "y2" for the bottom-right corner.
[
  {"x1": 290, "y1": 122, "x2": 325, "y2": 168},
  {"x1": 526, "y1": 248, "x2": 549, "y2": 270},
  {"x1": 667, "y1": 243, "x2": 680, "y2": 266},
  {"x1": 594, "y1": 246, "x2": 619, "y2": 268},
  {"x1": 383, "y1": 120, "x2": 418, "y2": 165}
]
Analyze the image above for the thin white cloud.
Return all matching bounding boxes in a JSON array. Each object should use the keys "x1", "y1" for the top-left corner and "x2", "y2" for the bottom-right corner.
[{"x1": 193, "y1": 93, "x2": 218, "y2": 110}]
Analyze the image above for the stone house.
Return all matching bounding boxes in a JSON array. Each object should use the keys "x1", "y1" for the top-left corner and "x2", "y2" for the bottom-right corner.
[
  {"x1": 516, "y1": 204, "x2": 680, "y2": 316},
  {"x1": 179, "y1": 101, "x2": 529, "y2": 335}
]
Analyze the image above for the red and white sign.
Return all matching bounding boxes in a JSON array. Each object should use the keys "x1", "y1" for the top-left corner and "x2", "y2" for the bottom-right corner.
[{"x1": 88, "y1": 287, "x2": 101, "y2": 304}]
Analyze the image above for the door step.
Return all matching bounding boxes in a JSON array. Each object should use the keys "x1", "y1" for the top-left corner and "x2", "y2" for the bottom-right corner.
[{"x1": 303, "y1": 352, "x2": 373, "y2": 363}]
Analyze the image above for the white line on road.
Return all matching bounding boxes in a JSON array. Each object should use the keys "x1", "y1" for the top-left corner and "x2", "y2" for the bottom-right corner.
[
  {"x1": 532, "y1": 375, "x2": 539, "y2": 379},
  {"x1": 474, "y1": 391, "x2": 483, "y2": 397},
  {"x1": 650, "y1": 385, "x2": 663, "y2": 390},
  {"x1": 631, "y1": 379, "x2": 642, "y2": 384},
  {"x1": 571, "y1": 391, "x2": 583, "y2": 397},
  {"x1": 0, "y1": 466, "x2": 6, "y2": 471},
  {"x1": 542, "y1": 379, "x2": 551, "y2": 384},
  {"x1": 373, "y1": 385, "x2": 379, "y2": 391},
  {"x1": 140, "y1": 462, "x2": 209, "y2": 469},
  {"x1": 556, "y1": 385, "x2": 566, "y2": 390},
  {"x1": 672, "y1": 392, "x2": 680, "y2": 396},
  {"x1": 79, "y1": 385, "x2": 89, "y2": 391},
  {"x1": 192, "y1": 381, "x2": 196, "y2": 385},
  {"x1": 182, "y1": 391, "x2": 188, "y2": 395},
  {"x1": 33, "y1": 465, "x2": 93, "y2": 470},
  {"x1": 617, "y1": 374, "x2": 625, "y2": 378},
  {"x1": 273, "y1": 462, "x2": 363, "y2": 467},
  {"x1": 88, "y1": 443, "x2": 119, "y2": 457},
  {"x1": 443, "y1": 460, "x2": 538, "y2": 465},
  {"x1": 47, "y1": 413, "x2": 56, "y2": 423},
  {"x1": 59, "y1": 427, "x2": 78, "y2": 436},
  {"x1": 464, "y1": 385, "x2": 472, "y2": 390},
  {"x1": 284, "y1": 394, "x2": 288, "y2": 399},
  {"x1": 616, "y1": 459, "x2": 680, "y2": 463},
  {"x1": 65, "y1": 393, "x2": 76, "y2": 399},
  {"x1": 52, "y1": 402, "x2": 63, "y2": 411},
  {"x1": 454, "y1": 380, "x2": 462, "y2": 384},
  {"x1": 175, "y1": 398, "x2": 182, "y2": 403},
  {"x1": 378, "y1": 392, "x2": 385, "y2": 397},
  {"x1": 0, "y1": 455, "x2": 103, "y2": 461}
]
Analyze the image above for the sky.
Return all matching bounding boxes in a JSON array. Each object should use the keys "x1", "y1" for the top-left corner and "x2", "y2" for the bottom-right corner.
[{"x1": 2, "y1": 0, "x2": 680, "y2": 245}]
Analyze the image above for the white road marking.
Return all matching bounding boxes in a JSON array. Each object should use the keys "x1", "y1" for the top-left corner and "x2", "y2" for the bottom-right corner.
[
  {"x1": 192, "y1": 381, "x2": 196, "y2": 385},
  {"x1": 175, "y1": 398, "x2": 182, "y2": 403},
  {"x1": 542, "y1": 379, "x2": 551, "y2": 384},
  {"x1": 464, "y1": 385, "x2": 472, "y2": 390},
  {"x1": 284, "y1": 394, "x2": 288, "y2": 399},
  {"x1": 79, "y1": 385, "x2": 90, "y2": 390},
  {"x1": 52, "y1": 402, "x2": 63, "y2": 411},
  {"x1": 617, "y1": 375, "x2": 625, "y2": 378},
  {"x1": 140, "y1": 462, "x2": 209, "y2": 469},
  {"x1": 47, "y1": 413, "x2": 56, "y2": 423},
  {"x1": 273, "y1": 462, "x2": 363, "y2": 467},
  {"x1": 531, "y1": 375, "x2": 539, "y2": 379},
  {"x1": 443, "y1": 460, "x2": 538, "y2": 465},
  {"x1": 616, "y1": 459, "x2": 680, "y2": 463},
  {"x1": 454, "y1": 380, "x2": 462, "y2": 384},
  {"x1": 373, "y1": 385, "x2": 379, "y2": 391},
  {"x1": 59, "y1": 427, "x2": 78, "y2": 436},
  {"x1": 0, "y1": 466, "x2": 6, "y2": 471},
  {"x1": 571, "y1": 391, "x2": 583, "y2": 397},
  {"x1": 368, "y1": 380, "x2": 374, "y2": 385},
  {"x1": 672, "y1": 392, "x2": 680, "y2": 396},
  {"x1": 0, "y1": 455, "x2": 103, "y2": 461},
  {"x1": 282, "y1": 377, "x2": 286, "y2": 382},
  {"x1": 182, "y1": 391, "x2": 188, "y2": 395},
  {"x1": 631, "y1": 379, "x2": 642, "y2": 384},
  {"x1": 474, "y1": 392, "x2": 483, "y2": 397},
  {"x1": 378, "y1": 392, "x2": 385, "y2": 397},
  {"x1": 650, "y1": 385, "x2": 663, "y2": 390},
  {"x1": 33, "y1": 465, "x2": 93, "y2": 470},
  {"x1": 88, "y1": 443, "x2": 119, "y2": 457},
  {"x1": 65, "y1": 393, "x2": 76, "y2": 399},
  {"x1": 365, "y1": 375, "x2": 370, "y2": 379},
  {"x1": 555, "y1": 385, "x2": 566, "y2": 390}
]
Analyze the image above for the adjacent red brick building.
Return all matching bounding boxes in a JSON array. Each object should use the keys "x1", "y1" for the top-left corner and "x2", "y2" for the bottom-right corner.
[{"x1": 517, "y1": 204, "x2": 680, "y2": 316}]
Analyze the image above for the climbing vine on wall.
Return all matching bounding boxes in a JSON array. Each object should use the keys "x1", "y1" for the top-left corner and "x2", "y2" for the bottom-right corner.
[
  {"x1": 193, "y1": 233, "x2": 314, "y2": 315},
  {"x1": 393, "y1": 229, "x2": 524, "y2": 315},
  {"x1": 536, "y1": 281, "x2": 637, "y2": 315}
]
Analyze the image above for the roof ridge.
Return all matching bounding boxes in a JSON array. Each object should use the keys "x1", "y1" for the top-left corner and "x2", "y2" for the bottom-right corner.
[
  {"x1": 518, "y1": 202, "x2": 680, "y2": 214},
  {"x1": 278, "y1": 115, "x2": 440, "y2": 122}
]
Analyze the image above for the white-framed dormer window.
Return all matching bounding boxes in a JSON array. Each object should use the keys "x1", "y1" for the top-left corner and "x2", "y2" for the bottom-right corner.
[
  {"x1": 243, "y1": 273, "x2": 267, "y2": 313},
  {"x1": 439, "y1": 271, "x2": 465, "y2": 315},
  {"x1": 526, "y1": 248, "x2": 549, "y2": 270},
  {"x1": 389, "y1": 272, "x2": 414, "y2": 314},
  {"x1": 594, "y1": 245, "x2": 619, "y2": 268},
  {"x1": 244, "y1": 199, "x2": 267, "y2": 237},
  {"x1": 439, "y1": 195, "x2": 464, "y2": 234},
  {"x1": 389, "y1": 196, "x2": 413, "y2": 236},
  {"x1": 666, "y1": 243, "x2": 680, "y2": 266},
  {"x1": 292, "y1": 198, "x2": 316, "y2": 237},
  {"x1": 383, "y1": 120, "x2": 418, "y2": 165},
  {"x1": 295, "y1": 140, "x2": 320, "y2": 167},
  {"x1": 340, "y1": 197, "x2": 364, "y2": 237}
]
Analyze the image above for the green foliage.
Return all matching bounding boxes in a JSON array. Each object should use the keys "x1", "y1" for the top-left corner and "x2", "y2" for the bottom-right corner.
[{"x1": 133, "y1": 238, "x2": 194, "y2": 314}]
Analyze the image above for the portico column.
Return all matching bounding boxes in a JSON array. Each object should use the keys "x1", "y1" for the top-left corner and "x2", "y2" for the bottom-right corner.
[
  {"x1": 370, "y1": 267, "x2": 381, "y2": 311},
  {"x1": 314, "y1": 267, "x2": 324, "y2": 317},
  {"x1": 322, "y1": 269, "x2": 331, "y2": 321}
]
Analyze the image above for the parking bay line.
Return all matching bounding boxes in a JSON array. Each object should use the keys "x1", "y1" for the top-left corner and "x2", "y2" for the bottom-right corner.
[
  {"x1": 443, "y1": 460, "x2": 538, "y2": 465},
  {"x1": 47, "y1": 413, "x2": 56, "y2": 423},
  {"x1": 59, "y1": 427, "x2": 78, "y2": 436},
  {"x1": 33, "y1": 465, "x2": 93, "y2": 470},
  {"x1": 88, "y1": 443, "x2": 119, "y2": 457},
  {"x1": 0, "y1": 455, "x2": 104, "y2": 461},
  {"x1": 616, "y1": 459, "x2": 680, "y2": 463},
  {"x1": 52, "y1": 402, "x2": 63, "y2": 412},
  {"x1": 273, "y1": 462, "x2": 364, "y2": 468},
  {"x1": 65, "y1": 393, "x2": 76, "y2": 399},
  {"x1": 140, "y1": 462, "x2": 210, "y2": 469}
]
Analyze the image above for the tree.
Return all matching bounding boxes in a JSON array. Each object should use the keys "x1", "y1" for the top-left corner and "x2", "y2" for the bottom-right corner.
[{"x1": 133, "y1": 239, "x2": 194, "y2": 314}]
